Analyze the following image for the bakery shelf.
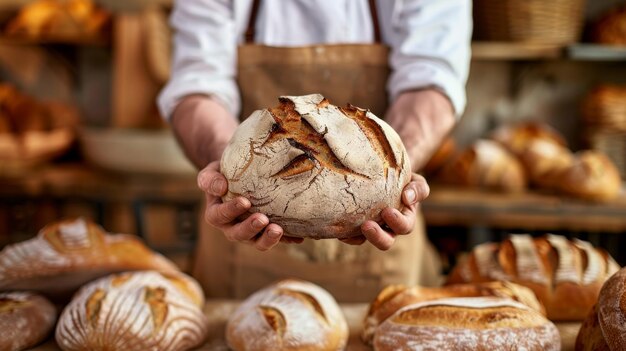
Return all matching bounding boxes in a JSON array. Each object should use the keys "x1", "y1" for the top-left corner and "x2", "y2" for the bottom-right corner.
[
  {"x1": 471, "y1": 41, "x2": 565, "y2": 60},
  {"x1": 422, "y1": 186, "x2": 626, "y2": 233},
  {"x1": 568, "y1": 44, "x2": 626, "y2": 61}
]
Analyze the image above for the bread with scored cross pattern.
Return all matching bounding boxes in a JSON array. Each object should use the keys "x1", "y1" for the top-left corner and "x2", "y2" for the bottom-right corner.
[
  {"x1": 220, "y1": 94, "x2": 411, "y2": 239},
  {"x1": 226, "y1": 279, "x2": 348, "y2": 351},
  {"x1": 447, "y1": 234, "x2": 620, "y2": 321}
]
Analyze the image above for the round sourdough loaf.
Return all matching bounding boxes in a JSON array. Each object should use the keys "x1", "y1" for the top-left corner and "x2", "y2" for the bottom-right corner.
[
  {"x1": 226, "y1": 279, "x2": 348, "y2": 351},
  {"x1": 373, "y1": 297, "x2": 560, "y2": 351},
  {"x1": 576, "y1": 267, "x2": 626, "y2": 351},
  {"x1": 220, "y1": 94, "x2": 411, "y2": 239},
  {"x1": 0, "y1": 292, "x2": 57, "y2": 351},
  {"x1": 447, "y1": 234, "x2": 620, "y2": 321},
  {"x1": 56, "y1": 270, "x2": 208, "y2": 351},
  {"x1": 362, "y1": 281, "x2": 545, "y2": 345}
]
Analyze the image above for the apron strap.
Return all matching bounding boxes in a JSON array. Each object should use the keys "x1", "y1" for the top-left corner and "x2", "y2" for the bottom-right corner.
[{"x1": 245, "y1": 0, "x2": 382, "y2": 44}]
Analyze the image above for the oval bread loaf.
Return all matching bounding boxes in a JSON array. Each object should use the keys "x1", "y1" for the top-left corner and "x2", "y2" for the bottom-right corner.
[
  {"x1": 56, "y1": 270, "x2": 208, "y2": 351},
  {"x1": 362, "y1": 281, "x2": 545, "y2": 345},
  {"x1": 373, "y1": 297, "x2": 560, "y2": 351},
  {"x1": 447, "y1": 234, "x2": 620, "y2": 321},
  {"x1": 0, "y1": 218, "x2": 178, "y2": 297},
  {"x1": 220, "y1": 94, "x2": 411, "y2": 239},
  {"x1": 0, "y1": 292, "x2": 57, "y2": 351},
  {"x1": 226, "y1": 279, "x2": 348, "y2": 351},
  {"x1": 576, "y1": 267, "x2": 626, "y2": 351}
]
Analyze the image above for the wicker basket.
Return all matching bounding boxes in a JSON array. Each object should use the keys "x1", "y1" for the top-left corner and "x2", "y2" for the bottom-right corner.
[
  {"x1": 474, "y1": 0, "x2": 587, "y2": 44},
  {"x1": 582, "y1": 85, "x2": 626, "y2": 133},
  {"x1": 586, "y1": 130, "x2": 626, "y2": 179}
]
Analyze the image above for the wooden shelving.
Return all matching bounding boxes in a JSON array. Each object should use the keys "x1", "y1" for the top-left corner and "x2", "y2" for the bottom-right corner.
[{"x1": 471, "y1": 41, "x2": 564, "y2": 60}]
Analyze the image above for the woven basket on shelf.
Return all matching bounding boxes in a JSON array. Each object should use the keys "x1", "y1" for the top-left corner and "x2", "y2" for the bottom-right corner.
[
  {"x1": 582, "y1": 85, "x2": 626, "y2": 133},
  {"x1": 473, "y1": 0, "x2": 587, "y2": 44}
]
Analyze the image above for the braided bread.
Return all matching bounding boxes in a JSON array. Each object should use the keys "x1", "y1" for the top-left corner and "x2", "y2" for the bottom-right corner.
[
  {"x1": 373, "y1": 297, "x2": 560, "y2": 351},
  {"x1": 226, "y1": 279, "x2": 348, "y2": 351},
  {"x1": 447, "y1": 234, "x2": 620, "y2": 321},
  {"x1": 362, "y1": 281, "x2": 544, "y2": 345}
]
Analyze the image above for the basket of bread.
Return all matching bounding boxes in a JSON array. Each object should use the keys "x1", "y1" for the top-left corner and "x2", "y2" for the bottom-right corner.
[{"x1": 0, "y1": 83, "x2": 78, "y2": 175}]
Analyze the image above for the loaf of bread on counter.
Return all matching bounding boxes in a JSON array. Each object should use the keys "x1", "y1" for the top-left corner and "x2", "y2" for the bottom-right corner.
[
  {"x1": 0, "y1": 292, "x2": 57, "y2": 351},
  {"x1": 220, "y1": 94, "x2": 411, "y2": 239},
  {"x1": 362, "y1": 281, "x2": 544, "y2": 345},
  {"x1": 226, "y1": 279, "x2": 348, "y2": 351},
  {"x1": 438, "y1": 139, "x2": 527, "y2": 192},
  {"x1": 56, "y1": 270, "x2": 207, "y2": 351},
  {"x1": 0, "y1": 218, "x2": 178, "y2": 296},
  {"x1": 448, "y1": 234, "x2": 620, "y2": 321},
  {"x1": 373, "y1": 297, "x2": 560, "y2": 351},
  {"x1": 491, "y1": 121, "x2": 568, "y2": 157},
  {"x1": 557, "y1": 151, "x2": 622, "y2": 202},
  {"x1": 576, "y1": 267, "x2": 626, "y2": 351}
]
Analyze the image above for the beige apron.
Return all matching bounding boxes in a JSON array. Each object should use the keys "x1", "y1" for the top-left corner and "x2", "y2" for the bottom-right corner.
[{"x1": 191, "y1": 0, "x2": 441, "y2": 302}]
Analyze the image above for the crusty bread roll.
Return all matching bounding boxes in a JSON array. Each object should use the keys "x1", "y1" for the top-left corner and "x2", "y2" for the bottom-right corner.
[
  {"x1": 592, "y1": 5, "x2": 626, "y2": 46},
  {"x1": 0, "y1": 218, "x2": 178, "y2": 296},
  {"x1": 0, "y1": 292, "x2": 57, "y2": 351},
  {"x1": 557, "y1": 151, "x2": 622, "y2": 202},
  {"x1": 576, "y1": 267, "x2": 626, "y2": 351},
  {"x1": 362, "y1": 281, "x2": 544, "y2": 345},
  {"x1": 226, "y1": 279, "x2": 348, "y2": 351},
  {"x1": 56, "y1": 270, "x2": 208, "y2": 351},
  {"x1": 491, "y1": 121, "x2": 567, "y2": 156},
  {"x1": 373, "y1": 297, "x2": 560, "y2": 351},
  {"x1": 438, "y1": 139, "x2": 527, "y2": 192},
  {"x1": 422, "y1": 137, "x2": 456, "y2": 176},
  {"x1": 448, "y1": 234, "x2": 620, "y2": 321},
  {"x1": 221, "y1": 94, "x2": 411, "y2": 239}
]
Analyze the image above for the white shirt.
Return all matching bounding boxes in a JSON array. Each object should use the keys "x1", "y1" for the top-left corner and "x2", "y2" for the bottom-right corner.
[{"x1": 158, "y1": 0, "x2": 472, "y2": 119}]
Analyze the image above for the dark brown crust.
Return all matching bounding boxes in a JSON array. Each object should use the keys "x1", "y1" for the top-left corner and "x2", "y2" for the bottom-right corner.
[{"x1": 575, "y1": 304, "x2": 611, "y2": 351}]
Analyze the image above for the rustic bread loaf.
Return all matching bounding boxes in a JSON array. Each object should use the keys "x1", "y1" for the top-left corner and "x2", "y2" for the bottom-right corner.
[
  {"x1": 491, "y1": 121, "x2": 568, "y2": 157},
  {"x1": 373, "y1": 297, "x2": 560, "y2": 351},
  {"x1": 423, "y1": 137, "x2": 456, "y2": 176},
  {"x1": 362, "y1": 281, "x2": 544, "y2": 345},
  {"x1": 557, "y1": 151, "x2": 622, "y2": 202},
  {"x1": 226, "y1": 279, "x2": 348, "y2": 351},
  {"x1": 438, "y1": 139, "x2": 527, "y2": 192},
  {"x1": 447, "y1": 234, "x2": 620, "y2": 321},
  {"x1": 56, "y1": 270, "x2": 207, "y2": 351},
  {"x1": 220, "y1": 94, "x2": 411, "y2": 239},
  {"x1": 0, "y1": 292, "x2": 57, "y2": 351},
  {"x1": 576, "y1": 267, "x2": 626, "y2": 351},
  {"x1": 0, "y1": 218, "x2": 178, "y2": 296},
  {"x1": 592, "y1": 5, "x2": 626, "y2": 46}
]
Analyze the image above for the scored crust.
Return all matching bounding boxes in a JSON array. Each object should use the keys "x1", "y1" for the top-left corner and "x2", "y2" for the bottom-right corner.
[
  {"x1": 0, "y1": 218, "x2": 178, "y2": 296},
  {"x1": 221, "y1": 94, "x2": 411, "y2": 239},
  {"x1": 55, "y1": 270, "x2": 207, "y2": 351},
  {"x1": 226, "y1": 279, "x2": 348, "y2": 351},
  {"x1": 0, "y1": 292, "x2": 57, "y2": 351},
  {"x1": 373, "y1": 297, "x2": 560, "y2": 351},
  {"x1": 447, "y1": 234, "x2": 620, "y2": 321}
]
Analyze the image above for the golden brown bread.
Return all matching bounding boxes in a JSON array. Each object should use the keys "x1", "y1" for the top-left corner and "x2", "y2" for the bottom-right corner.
[
  {"x1": 5, "y1": 0, "x2": 111, "y2": 41},
  {"x1": 576, "y1": 267, "x2": 626, "y2": 351},
  {"x1": 0, "y1": 218, "x2": 179, "y2": 297},
  {"x1": 373, "y1": 297, "x2": 560, "y2": 351},
  {"x1": 491, "y1": 121, "x2": 567, "y2": 156},
  {"x1": 221, "y1": 94, "x2": 411, "y2": 239},
  {"x1": 226, "y1": 279, "x2": 348, "y2": 351},
  {"x1": 362, "y1": 281, "x2": 545, "y2": 345},
  {"x1": 55, "y1": 270, "x2": 207, "y2": 351},
  {"x1": 447, "y1": 234, "x2": 620, "y2": 321},
  {"x1": 557, "y1": 151, "x2": 622, "y2": 202},
  {"x1": 0, "y1": 292, "x2": 57, "y2": 351},
  {"x1": 438, "y1": 139, "x2": 527, "y2": 192},
  {"x1": 422, "y1": 136, "x2": 456, "y2": 176},
  {"x1": 592, "y1": 5, "x2": 626, "y2": 46}
]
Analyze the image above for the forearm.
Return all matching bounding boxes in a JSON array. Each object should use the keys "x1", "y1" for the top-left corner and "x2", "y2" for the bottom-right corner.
[
  {"x1": 386, "y1": 89, "x2": 456, "y2": 172},
  {"x1": 171, "y1": 95, "x2": 238, "y2": 169}
]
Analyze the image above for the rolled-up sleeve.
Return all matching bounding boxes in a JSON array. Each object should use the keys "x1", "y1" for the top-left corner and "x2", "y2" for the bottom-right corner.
[
  {"x1": 157, "y1": 0, "x2": 240, "y2": 120},
  {"x1": 383, "y1": 0, "x2": 472, "y2": 116}
]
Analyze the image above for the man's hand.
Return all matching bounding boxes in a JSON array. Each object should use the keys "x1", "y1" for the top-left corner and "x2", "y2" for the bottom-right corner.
[
  {"x1": 340, "y1": 173, "x2": 430, "y2": 250},
  {"x1": 386, "y1": 89, "x2": 456, "y2": 172},
  {"x1": 198, "y1": 161, "x2": 301, "y2": 251}
]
